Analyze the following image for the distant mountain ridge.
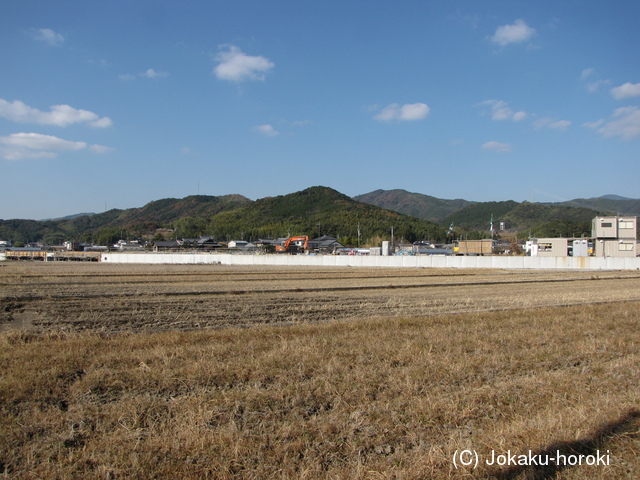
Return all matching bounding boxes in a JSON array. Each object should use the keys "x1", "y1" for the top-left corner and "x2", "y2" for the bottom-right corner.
[
  {"x1": 1, "y1": 187, "x2": 638, "y2": 245},
  {"x1": 353, "y1": 189, "x2": 473, "y2": 222},
  {"x1": 554, "y1": 196, "x2": 640, "y2": 216},
  {"x1": 355, "y1": 189, "x2": 640, "y2": 224},
  {"x1": 0, "y1": 187, "x2": 444, "y2": 245},
  {"x1": 41, "y1": 212, "x2": 97, "y2": 221},
  {"x1": 0, "y1": 194, "x2": 253, "y2": 245}
]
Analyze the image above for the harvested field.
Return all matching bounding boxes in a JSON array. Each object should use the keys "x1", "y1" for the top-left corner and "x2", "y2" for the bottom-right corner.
[
  {"x1": 2, "y1": 262, "x2": 640, "y2": 333},
  {"x1": 0, "y1": 262, "x2": 639, "y2": 479}
]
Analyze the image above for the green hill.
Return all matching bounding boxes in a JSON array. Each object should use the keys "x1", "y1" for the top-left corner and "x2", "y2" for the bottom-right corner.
[
  {"x1": 557, "y1": 196, "x2": 640, "y2": 216},
  {"x1": 440, "y1": 201, "x2": 519, "y2": 230},
  {"x1": 0, "y1": 187, "x2": 447, "y2": 246},
  {"x1": 2, "y1": 187, "x2": 635, "y2": 247},
  {"x1": 355, "y1": 189, "x2": 639, "y2": 224},
  {"x1": 0, "y1": 194, "x2": 252, "y2": 245},
  {"x1": 354, "y1": 189, "x2": 634, "y2": 238},
  {"x1": 441, "y1": 201, "x2": 608, "y2": 238},
  {"x1": 353, "y1": 189, "x2": 473, "y2": 222},
  {"x1": 194, "y1": 186, "x2": 446, "y2": 244}
]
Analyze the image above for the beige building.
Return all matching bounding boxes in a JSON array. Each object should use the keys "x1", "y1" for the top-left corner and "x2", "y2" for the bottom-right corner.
[
  {"x1": 455, "y1": 239, "x2": 497, "y2": 255},
  {"x1": 530, "y1": 238, "x2": 571, "y2": 257},
  {"x1": 592, "y1": 216, "x2": 637, "y2": 257}
]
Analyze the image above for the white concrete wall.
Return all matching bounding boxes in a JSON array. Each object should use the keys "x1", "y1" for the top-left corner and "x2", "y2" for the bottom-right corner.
[{"x1": 99, "y1": 252, "x2": 640, "y2": 270}]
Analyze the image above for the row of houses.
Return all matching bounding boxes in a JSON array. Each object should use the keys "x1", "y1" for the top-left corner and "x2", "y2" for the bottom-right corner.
[
  {"x1": 2, "y1": 216, "x2": 637, "y2": 259},
  {"x1": 153, "y1": 236, "x2": 344, "y2": 254}
]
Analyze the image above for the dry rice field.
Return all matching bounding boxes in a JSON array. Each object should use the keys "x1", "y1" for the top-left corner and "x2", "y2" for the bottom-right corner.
[
  {"x1": 0, "y1": 262, "x2": 639, "y2": 479},
  {"x1": 2, "y1": 262, "x2": 640, "y2": 333}
]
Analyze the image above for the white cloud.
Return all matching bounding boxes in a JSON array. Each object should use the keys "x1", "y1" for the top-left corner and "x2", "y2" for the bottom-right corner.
[
  {"x1": 581, "y1": 68, "x2": 595, "y2": 80},
  {"x1": 482, "y1": 141, "x2": 512, "y2": 153},
  {"x1": 548, "y1": 120, "x2": 571, "y2": 131},
  {"x1": 0, "y1": 133, "x2": 111, "y2": 161},
  {"x1": 579, "y1": 68, "x2": 610, "y2": 93},
  {"x1": 374, "y1": 103, "x2": 430, "y2": 122},
  {"x1": 0, "y1": 98, "x2": 112, "y2": 128},
  {"x1": 254, "y1": 124, "x2": 279, "y2": 137},
  {"x1": 586, "y1": 79, "x2": 611, "y2": 93},
  {"x1": 589, "y1": 106, "x2": 640, "y2": 140},
  {"x1": 89, "y1": 144, "x2": 114, "y2": 154},
  {"x1": 141, "y1": 68, "x2": 168, "y2": 79},
  {"x1": 214, "y1": 45, "x2": 274, "y2": 82},
  {"x1": 583, "y1": 119, "x2": 604, "y2": 130},
  {"x1": 534, "y1": 118, "x2": 572, "y2": 131},
  {"x1": 31, "y1": 28, "x2": 65, "y2": 46},
  {"x1": 512, "y1": 111, "x2": 527, "y2": 122},
  {"x1": 478, "y1": 100, "x2": 526, "y2": 122},
  {"x1": 118, "y1": 69, "x2": 168, "y2": 81},
  {"x1": 490, "y1": 19, "x2": 536, "y2": 46},
  {"x1": 611, "y1": 82, "x2": 640, "y2": 100}
]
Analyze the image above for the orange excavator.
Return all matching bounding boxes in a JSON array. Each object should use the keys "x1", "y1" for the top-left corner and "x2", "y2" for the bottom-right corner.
[{"x1": 275, "y1": 236, "x2": 309, "y2": 254}]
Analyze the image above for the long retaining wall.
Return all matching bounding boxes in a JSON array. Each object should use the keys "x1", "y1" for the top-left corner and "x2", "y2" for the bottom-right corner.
[{"x1": 100, "y1": 253, "x2": 640, "y2": 270}]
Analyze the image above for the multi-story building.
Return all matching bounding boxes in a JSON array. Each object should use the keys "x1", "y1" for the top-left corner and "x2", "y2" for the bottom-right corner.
[{"x1": 592, "y1": 216, "x2": 637, "y2": 257}]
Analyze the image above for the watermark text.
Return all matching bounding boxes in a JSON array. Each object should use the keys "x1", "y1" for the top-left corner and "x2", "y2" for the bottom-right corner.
[{"x1": 452, "y1": 449, "x2": 610, "y2": 470}]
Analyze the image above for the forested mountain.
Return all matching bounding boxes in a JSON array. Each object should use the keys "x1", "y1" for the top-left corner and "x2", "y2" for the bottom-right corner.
[
  {"x1": 555, "y1": 196, "x2": 640, "y2": 216},
  {"x1": 182, "y1": 187, "x2": 446, "y2": 244},
  {"x1": 355, "y1": 189, "x2": 640, "y2": 237},
  {"x1": 356, "y1": 189, "x2": 640, "y2": 223},
  {"x1": 353, "y1": 189, "x2": 473, "y2": 222},
  {"x1": 1, "y1": 186, "x2": 636, "y2": 246},
  {"x1": 0, "y1": 187, "x2": 446, "y2": 246},
  {"x1": 440, "y1": 201, "x2": 606, "y2": 238},
  {"x1": 0, "y1": 194, "x2": 251, "y2": 245}
]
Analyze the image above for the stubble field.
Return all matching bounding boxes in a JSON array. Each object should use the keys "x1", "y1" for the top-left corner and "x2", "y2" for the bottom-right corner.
[{"x1": 0, "y1": 261, "x2": 639, "y2": 479}]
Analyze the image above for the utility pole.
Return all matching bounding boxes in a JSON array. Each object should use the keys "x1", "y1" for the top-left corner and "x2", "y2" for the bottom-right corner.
[{"x1": 391, "y1": 226, "x2": 394, "y2": 253}]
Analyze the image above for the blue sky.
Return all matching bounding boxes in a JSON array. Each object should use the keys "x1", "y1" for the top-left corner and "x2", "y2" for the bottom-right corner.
[{"x1": 1, "y1": 1, "x2": 639, "y2": 219}]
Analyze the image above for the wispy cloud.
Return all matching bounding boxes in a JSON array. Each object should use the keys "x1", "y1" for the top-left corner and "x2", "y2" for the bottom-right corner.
[
  {"x1": 0, "y1": 98, "x2": 112, "y2": 128},
  {"x1": 482, "y1": 141, "x2": 512, "y2": 153},
  {"x1": 611, "y1": 82, "x2": 640, "y2": 100},
  {"x1": 118, "y1": 68, "x2": 168, "y2": 81},
  {"x1": 586, "y1": 79, "x2": 611, "y2": 93},
  {"x1": 374, "y1": 103, "x2": 430, "y2": 122},
  {"x1": 0, "y1": 133, "x2": 112, "y2": 161},
  {"x1": 141, "y1": 68, "x2": 168, "y2": 79},
  {"x1": 490, "y1": 19, "x2": 535, "y2": 46},
  {"x1": 254, "y1": 124, "x2": 279, "y2": 137},
  {"x1": 30, "y1": 28, "x2": 65, "y2": 46},
  {"x1": 533, "y1": 118, "x2": 572, "y2": 131},
  {"x1": 586, "y1": 106, "x2": 640, "y2": 140},
  {"x1": 214, "y1": 45, "x2": 274, "y2": 82},
  {"x1": 580, "y1": 68, "x2": 595, "y2": 81},
  {"x1": 477, "y1": 100, "x2": 526, "y2": 122},
  {"x1": 580, "y1": 67, "x2": 611, "y2": 93}
]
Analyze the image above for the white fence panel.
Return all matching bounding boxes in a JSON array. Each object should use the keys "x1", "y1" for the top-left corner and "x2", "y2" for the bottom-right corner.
[{"x1": 99, "y1": 252, "x2": 640, "y2": 270}]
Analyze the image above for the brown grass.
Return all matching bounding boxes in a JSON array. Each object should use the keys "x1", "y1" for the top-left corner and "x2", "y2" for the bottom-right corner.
[
  {"x1": 2, "y1": 262, "x2": 640, "y2": 334},
  {"x1": 0, "y1": 263, "x2": 639, "y2": 479}
]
